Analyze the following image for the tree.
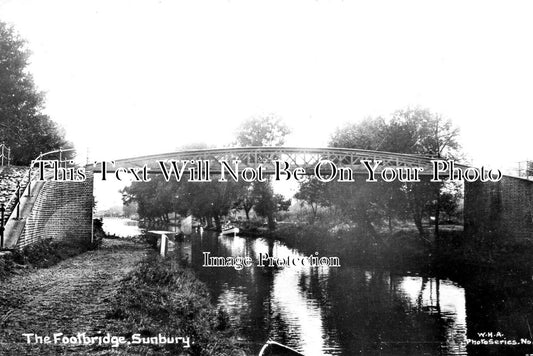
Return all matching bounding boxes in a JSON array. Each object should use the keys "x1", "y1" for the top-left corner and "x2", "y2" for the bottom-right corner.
[
  {"x1": 252, "y1": 182, "x2": 291, "y2": 229},
  {"x1": 122, "y1": 141, "x2": 247, "y2": 231},
  {"x1": 328, "y1": 108, "x2": 462, "y2": 240},
  {"x1": 330, "y1": 116, "x2": 388, "y2": 150},
  {"x1": 390, "y1": 108, "x2": 461, "y2": 238},
  {"x1": 329, "y1": 117, "x2": 406, "y2": 242},
  {"x1": 294, "y1": 176, "x2": 329, "y2": 223},
  {"x1": 235, "y1": 115, "x2": 291, "y2": 147},
  {"x1": 0, "y1": 21, "x2": 69, "y2": 164},
  {"x1": 181, "y1": 180, "x2": 243, "y2": 231},
  {"x1": 122, "y1": 176, "x2": 173, "y2": 223},
  {"x1": 122, "y1": 201, "x2": 138, "y2": 218},
  {"x1": 390, "y1": 108, "x2": 461, "y2": 158},
  {"x1": 232, "y1": 182, "x2": 256, "y2": 221},
  {"x1": 234, "y1": 116, "x2": 291, "y2": 230}
]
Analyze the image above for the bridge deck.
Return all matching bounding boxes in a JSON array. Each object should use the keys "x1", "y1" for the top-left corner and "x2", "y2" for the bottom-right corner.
[{"x1": 89, "y1": 146, "x2": 451, "y2": 175}]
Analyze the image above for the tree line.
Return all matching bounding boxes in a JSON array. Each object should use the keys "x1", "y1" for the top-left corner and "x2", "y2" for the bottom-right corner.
[
  {"x1": 0, "y1": 21, "x2": 69, "y2": 165},
  {"x1": 123, "y1": 110, "x2": 462, "y2": 242},
  {"x1": 122, "y1": 117, "x2": 292, "y2": 231},
  {"x1": 296, "y1": 109, "x2": 462, "y2": 243}
]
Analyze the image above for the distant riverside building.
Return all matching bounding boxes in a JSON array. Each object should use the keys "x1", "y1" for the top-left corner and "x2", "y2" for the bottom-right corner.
[{"x1": 517, "y1": 161, "x2": 533, "y2": 180}]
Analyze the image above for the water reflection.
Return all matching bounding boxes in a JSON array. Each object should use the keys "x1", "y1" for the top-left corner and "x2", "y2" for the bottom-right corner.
[
  {"x1": 270, "y1": 265, "x2": 339, "y2": 355},
  {"x1": 98, "y1": 218, "x2": 533, "y2": 355},
  {"x1": 173, "y1": 231, "x2": 469, "y2": 355},
  {"x1": 101, "y1": 217, "x2": 143, "y2": 237},
  {"x1": 399, "y1": 277, "x2": 467, "y2": 355}
]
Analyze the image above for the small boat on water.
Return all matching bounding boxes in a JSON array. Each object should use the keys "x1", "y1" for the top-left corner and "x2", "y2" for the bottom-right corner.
[
  {"x1": 220, "y1": 226, "x2": 240, "y2": 236},
  {"x1": 258, "y1": 340, "x2": 304, "y2": 356}
]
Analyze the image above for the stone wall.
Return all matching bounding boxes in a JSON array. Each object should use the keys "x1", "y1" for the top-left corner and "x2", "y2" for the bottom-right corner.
[
  {"x1": 17, "y1": 171, "x2": 94, "y2": 248},
  {"x1": 464, "y1": 175, "x2": 533, "y2": 242}
]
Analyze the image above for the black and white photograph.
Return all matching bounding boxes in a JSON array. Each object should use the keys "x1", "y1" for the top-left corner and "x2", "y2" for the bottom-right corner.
[{"x1": 0, "y1": 1, "x2": 532, "y2": 355}]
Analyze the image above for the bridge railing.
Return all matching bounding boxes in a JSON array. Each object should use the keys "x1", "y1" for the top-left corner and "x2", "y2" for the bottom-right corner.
[
  {"x1": 0, "y1": 143, "x2": 11, "y2": 167},
  {"x1": 102, "y1": 146, "x2": 443, "y2": 174},
  {"x1": 26, "y1": 147, "x2": 77, "y2": 197}
]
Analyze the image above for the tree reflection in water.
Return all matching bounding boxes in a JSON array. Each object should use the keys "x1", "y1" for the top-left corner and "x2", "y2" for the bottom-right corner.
[
  {"x1": 177, "y1": 232, "x2": 471, "y2": 355},
  {"x1": 106, "y1": 218, "x2": 533, "y2": 356}
]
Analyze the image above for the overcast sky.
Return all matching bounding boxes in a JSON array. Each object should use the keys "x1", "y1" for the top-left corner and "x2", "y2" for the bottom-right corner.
[{"x1": 1, "y1": 0, "x2": 532, "y2": 208}]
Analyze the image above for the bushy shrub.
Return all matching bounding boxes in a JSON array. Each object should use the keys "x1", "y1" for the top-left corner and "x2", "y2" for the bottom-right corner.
[
  {"x1": 0, "y1": 254, "x2": 15, "y2": 280},
  {"x1": 105, "y1": 254, "x2": 245, "y2": 355},
  {"x1": 6, "y1": 232, "x2": 100, "y2": 272}
]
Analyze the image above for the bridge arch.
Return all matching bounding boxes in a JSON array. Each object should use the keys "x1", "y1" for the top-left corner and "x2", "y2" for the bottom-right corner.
[{"x1": 92, "y1": 146, "x2": 453, "y2": 175}]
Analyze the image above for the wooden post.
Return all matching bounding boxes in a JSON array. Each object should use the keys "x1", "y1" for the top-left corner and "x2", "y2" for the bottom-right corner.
[
  {"x1": 27, "y1": 167, "x2": 31, "y2": 197},
  {"x1": 160, "y1": 234, "x2": 168, "y2": 257}
]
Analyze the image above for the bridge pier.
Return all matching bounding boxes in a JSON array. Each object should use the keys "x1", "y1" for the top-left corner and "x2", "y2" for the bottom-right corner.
[{"x1": 464, "y1": 176, "x2": 533, "y2": 242}]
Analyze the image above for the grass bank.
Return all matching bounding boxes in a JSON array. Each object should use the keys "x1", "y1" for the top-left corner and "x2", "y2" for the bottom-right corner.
[
  {"x1": 0, "y1": 237, "x2": 100, "y2": 281},
  {"x1": 101, "y1": 251, "x2": 246, "y2": 356},
  {"x1": 1, "y1": 230, "x2": 246, "y2": 355},
  {"x1": 0, "y1": 219, "x2": 104, "y2": 281}
]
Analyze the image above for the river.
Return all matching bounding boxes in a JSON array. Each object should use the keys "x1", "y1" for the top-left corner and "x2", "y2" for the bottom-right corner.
[{"x1": 102, "y1": 218, "x2": 533, "y2": 355}]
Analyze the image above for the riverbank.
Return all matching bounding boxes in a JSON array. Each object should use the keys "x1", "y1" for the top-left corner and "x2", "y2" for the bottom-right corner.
[
  {"x1": 0, "y1": 234, "x2": 102, "y2": 281},
  {"x1": 263, "y1": 223, "x2": 433, "y2": 270},
  {"x1": 0, "y1": 237, "x2": 245, "y2": 355},
  {"x1": 101, "y1": 249, "x2": 246, "y2": 356},
  {"x1": 245, "y1": 222, "x2": 533, "y2": 276}
]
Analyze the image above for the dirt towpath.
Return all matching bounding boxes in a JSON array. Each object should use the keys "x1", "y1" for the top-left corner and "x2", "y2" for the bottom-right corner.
[{"x1": 0, "y1": 238, "x2": 148, "y2": 355}]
